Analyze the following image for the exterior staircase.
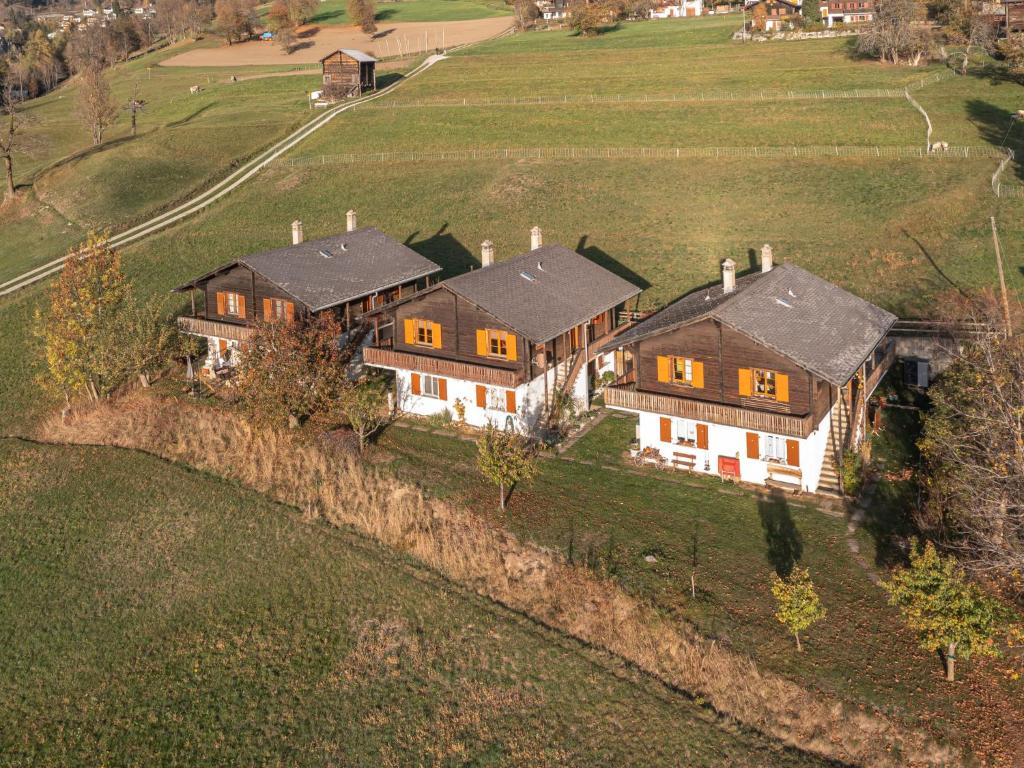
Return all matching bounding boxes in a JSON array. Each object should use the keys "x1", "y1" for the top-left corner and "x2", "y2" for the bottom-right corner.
[{"x1": 818, "y1": 397, "x2": 851, "y2": 497}]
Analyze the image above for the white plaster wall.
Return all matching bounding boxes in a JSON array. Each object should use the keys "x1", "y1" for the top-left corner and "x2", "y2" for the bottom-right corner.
[{"x1": 200, "y1": 335, "x2": 240, "y2": 371}]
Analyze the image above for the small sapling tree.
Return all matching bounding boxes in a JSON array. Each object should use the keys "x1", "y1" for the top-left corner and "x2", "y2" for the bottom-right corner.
[
  {"x1": 336, "y1": 377, "x2": 391, "y2": 452},
  {"x1": 883, "y1": 540, "x2": 1015, "y2": 681},
  {"x1": 476, "y1": 422, "x2": 537, "y2": 511},
  {"x1": 771, "y1": 566, "x2": 826, "y2": 652},
  {"x1": 77, "y1": 65, "x2": 120, "y2": 145}
]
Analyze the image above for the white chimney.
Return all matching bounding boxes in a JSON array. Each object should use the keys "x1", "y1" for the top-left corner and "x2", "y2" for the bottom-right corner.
[
  {"x1": 722, "y1": 258, "x2": 736, "y2": 294},
  {"x1": 481, "y1": 239, "x2": 495, "y2": 267},
  {"x1": 291, "y1": 220, "x2": 303, "y2": 245},
  {"x1": 530, "y1": 226, "x2": 543, "y2": 251},
  {"x1": 761, "y1": 243, "x2": 774, "y2": 273},
  {"x1": 346, "y1": 209, "x2": 357, "y2": 233}
]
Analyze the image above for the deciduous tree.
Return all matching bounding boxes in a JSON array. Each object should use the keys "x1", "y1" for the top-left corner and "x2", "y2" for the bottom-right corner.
[
  {"x1": 476, "y1": 423, "x2": 537, "y2": 511},
  {"x1": 857, "y1": 0, "x2": 932, "y2": 65},
  {"x1": 770, "y1": 566, "x2": 826, "y2": 652},
  {"x1": 941, "y1": 0, "x2": 995, "y2": 73},
  {"x1": 334, "y1": 377, "x2": 391, "y2": 452},
  {"x1": 214, "y1": 0, "x2": 258, "y2": 44},
  {"x1": 77, "y1": 65, "x2": 119, "y2": 145},
  {"x1": 883, "y1": 540, "x2": 1015, "y2": 681},
  {"x1": 0, "y1": 74, "x2": 20, "y2": 200}
]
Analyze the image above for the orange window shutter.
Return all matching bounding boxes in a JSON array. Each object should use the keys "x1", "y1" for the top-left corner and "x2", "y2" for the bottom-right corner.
[
  {"x1": 506, "y1": 334, "x2": 517, "y2": 361},
  {"x1": 216, "y1": 291, "x2": 226, "y2": 315},
  {"x1": 505, "y1": 390, "x2": 516, "y2": 414},
  {"x1": 476, "y1": 329, "x2": 488, "y2": 356},
  {"x1": 692, "y1": 361, "x2": 704, "y2": 389},
  {"x1": 285, "y1": 302, "x2": 295, "y2": 323},
  {"x1": 786, "y1": 439, "x2": 800, "y2": 467},
  {"x1": 746, "y1": 432, "x2": 760, "y2": 459},
  {"x1": 657, "y1": 356, "x2": 670, "y2": 383},
  {"x1": 238, "y1": 294, "x2": 246, "y2": 318},
  {"x1": 411, "y1": 373, "x2": 421, "y2": 395},
  {"x1": 696, "y1": 423, "x2": 709, "y2": 450},
  {"x1": 659, "y1": 417, "x2": 672, "y2": 443},
  {"x1": 262, "y1": 298, "x2": 272, "y2": 320},
  {"x1": 476, "y1": 385, "x2": 486, "y2": 408},
  {"x1": 218, "y1": 339, "x2": 228, "y2": 354},
  {"x1": 404, "y1": 319, "x2": 415, "y2": 345},
  {"x1": 738, "y1": 368, "x2": 753, "y2": 397},
  {"x1": 438, "y1": 378, "x2": 447, "y2": 401},
  {"x1": 776, "y1": 374, "x2": 789, "y2": 403},
  {"x1": 432, "y1": 322, "x2": 442, "y2": 349}
]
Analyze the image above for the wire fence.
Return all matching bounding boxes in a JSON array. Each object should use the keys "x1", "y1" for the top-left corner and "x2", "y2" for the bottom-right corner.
[
  {"x1": 279, "y1": 143, "x2": 1007, "y2": 168},
  {"x1": 990, "y1": 147, "x2": 1022, "y2": 197}
]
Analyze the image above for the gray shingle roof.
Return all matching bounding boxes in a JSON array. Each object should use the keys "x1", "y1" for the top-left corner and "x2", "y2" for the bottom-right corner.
[
  {"x1": 443, "y1": 244, "x2": 642, "y2": 344},
  {"x1": 320, "y1": 48, "x2": 377, "y2": 63},
  {"x1": 613, "y1": 263, "x2": 896, "y2": 386},
  {"x1": 175, "y1": 227, "x2": 441, "y2": 312}
]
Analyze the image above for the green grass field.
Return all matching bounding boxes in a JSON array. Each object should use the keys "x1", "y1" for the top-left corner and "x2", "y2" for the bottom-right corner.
[
  {"x1": 0, "y1": 438, "x2": 830, "y2": 767},
  {"x1": 305, "y1": 0, "x2": 511, "y2": 25}
]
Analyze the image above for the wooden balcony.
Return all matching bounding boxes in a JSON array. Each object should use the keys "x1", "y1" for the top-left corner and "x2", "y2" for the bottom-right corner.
[
  {"x1": 605, "y1": 385, "x2": 815, "y2": 438},
  {"x1": 364, "y1": 346, "x2": 525, "y2": 388},
  {"x1": 865, "y1": 340, "x2": 896, "y2": 398},
  {"x1": 178, "y1": 316, "x2": 253, "y2": 342}
]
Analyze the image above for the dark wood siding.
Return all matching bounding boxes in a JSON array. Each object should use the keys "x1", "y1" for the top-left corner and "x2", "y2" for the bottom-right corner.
[
  {"x1": 635, "y1": 319, "x2": 834, "y2": 419},
  {"x1": 203, "y1": 265, "x2": 302, "y2": 324},
  {"x1": 321, "y1": 52, "x2": 375, "y2": 100}
]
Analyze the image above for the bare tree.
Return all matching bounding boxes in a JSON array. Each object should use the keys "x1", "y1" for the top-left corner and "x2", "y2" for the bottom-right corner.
[
  {"x1": 127, "y1": 81, "x2": 144, "y2": 137},
  {"x1": 942, "y1": 0, "x2": 996, "y2": 74},
  {"x1": 0, "y1": 76, "x2": 20, "y2": 200},
  {"x1": 77, "y1": 66, "x2": 120, "y2": 145},
  {"x1": 213, "y1": 0, "x2": 258, "y2": 45},
  {"x1": 513, "y1": 0, "x2": 540, "y2": 29},
  {"x1": 857, "y1": 0, "x2": 932, "y2": 65},
  {"x1": 65, "y1": 25, "x2": 116, "y2": 73}
]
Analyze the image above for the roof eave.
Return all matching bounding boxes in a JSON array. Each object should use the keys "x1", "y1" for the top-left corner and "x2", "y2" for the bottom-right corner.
[{"x1": 309, "y1": 265, "x2": 444, "y2": 314}]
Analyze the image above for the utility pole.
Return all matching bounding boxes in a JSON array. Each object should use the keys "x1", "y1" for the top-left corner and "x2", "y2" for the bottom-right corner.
[{"x1": 990, "y1": 216, "x2": 1014, "y2": 337}]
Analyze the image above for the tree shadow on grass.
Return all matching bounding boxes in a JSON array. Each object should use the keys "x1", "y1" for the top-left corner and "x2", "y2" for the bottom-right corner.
[
  {"x1": 759, "y1": 489, "x2": 803, "y2": 577},
  {"x1": 965, "y1": 98, "x2": 1024, "y2": 181}
]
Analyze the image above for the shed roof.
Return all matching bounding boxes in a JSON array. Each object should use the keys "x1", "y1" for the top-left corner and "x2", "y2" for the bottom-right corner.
[
  {"x1": 174, "y1": 227, "x2": 441, "y2": 312},
  {"x1": 319, "y1": 48, "x2": 377, "y2": 63},
  {"x1": 441, "y1": 244, "x2": 641, "y2": 344},
  {"x1": 612, "y1": 263, "x2": 896, "y2": 386}
]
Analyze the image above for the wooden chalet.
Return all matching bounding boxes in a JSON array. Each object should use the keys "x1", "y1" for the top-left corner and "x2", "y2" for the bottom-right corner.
[
  {"x1": 173, "y1": 213, "x2": 441, "y2": 373},
  {"x1": 320, "y1": 49, "x2": 377, "y2": 101},
  {"x1": 746, "y1": 0, "x2": 801, "y2": 30},
  {"x1": 819, "y1": 0, "x2": 874, "y2": 26},
  {"x1": 364, "y1": 229, "x2": 642, "y2": 432},
  {"x1": 600, "y1": 246, "x2": 896, "y2": 495}
]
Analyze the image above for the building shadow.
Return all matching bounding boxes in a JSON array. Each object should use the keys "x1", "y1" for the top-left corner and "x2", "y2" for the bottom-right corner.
[
  {"x1": 758, "y1": 489, "x2": 803, "y2": 577},
  {"x1": 404, "y1": 223, "x2": 478, "y2": 278},
  {"x1": 376, "y1": 72, "x2": 403, "y2": 89},
  {"x1": 574, "y1": 235, "x2": 651, "y2": 291}
]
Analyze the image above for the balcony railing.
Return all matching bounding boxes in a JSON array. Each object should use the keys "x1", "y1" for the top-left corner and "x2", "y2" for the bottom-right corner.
[
  {"x1": 177, "y1": 316, "x2": 253, "y2": 342},
  {"x1": 605, "y1": 385, "x2": 814, "y2": 438},
  {"x1": 364, "y1": 346, "x2": 525, "y2": 388}
]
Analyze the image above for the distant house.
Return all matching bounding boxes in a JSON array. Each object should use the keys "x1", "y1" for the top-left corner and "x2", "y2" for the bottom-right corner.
[
  {"x1": 746, "y1": 0, "x2": 801, "y2": 30},
  {"x1": 536, "y1": 0, "x2": 570, "y2": 20},
  {"x1": 818, "y1": 0, "x2": 874, "y2": 25},
  {"x1": 363, "y1": 229, "x2": 642, "y2": 433},
  {"x1": 651, "y1": 0, "x2": 704, "y2": 17},
  {"x1": 320, "y1": 49, "x2": 377, "y2": 102},
  {"x1": 173, "y1": 213, "x2": 441, "y2": 374},
  {"x1": 599, "y1": 247, "x2": 896, "y2": 495}
]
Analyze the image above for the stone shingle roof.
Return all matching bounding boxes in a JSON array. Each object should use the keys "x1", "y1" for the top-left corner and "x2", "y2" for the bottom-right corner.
[
  {"x1": 174, "y1": 227, "x2": 441, "y2": 313},
  {"x1": 443, "y1": 244, "x2": 642, "y2": 344},
  {"x1": 319, "y1": 48, "x2": 377, "y2": 63},
  {"x1": 613, "y1": 263, "x2": 896, "y2": 386}
]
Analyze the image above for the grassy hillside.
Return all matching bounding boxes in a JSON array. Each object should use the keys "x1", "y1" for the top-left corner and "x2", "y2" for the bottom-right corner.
[
  {"x1": 0, "y1": 438, "x2": 825, "y2": 767},
  {"x1": 307, "y1": 0, "x2": 511, "y2": 25}
]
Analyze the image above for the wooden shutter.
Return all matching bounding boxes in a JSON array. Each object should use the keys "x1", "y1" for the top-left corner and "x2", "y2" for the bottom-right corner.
[
  {"x1": 411, "y1": 373, "x2": 421, "y2": 395},
  {"x1": 745, "y1": 432, "x2": 760, "y2": 459},
  {"x1": 476, "y1": 329, "x2": 488, "y2": 356},
  {"x1": 505, "y1": 390, "x2": 516, "y2": 413},
  {"x1": 431, "y1": 322, "x2": 442, "y2": 349},
  {"x1": 475, "y1": 385, "x2": 487, "y2": 408},
  {"x1": 438, "y1": 378, "x2": 447, "y2": 401},
  {"x1": 506, "y1": 334, "x2": 517, "y2": 361},
  {"x1": 216, "y1": 291, "x2": 226, "y2": 315},
  {"x1": 786, "y1": 439, "x2": 800, "y2": 467},
  {"x1": 738, "y1": 368, "x2": 753, "y2": 397},
  {"x1": 218, "y1": 339, "x2": 228, "y2": 355},
  {"x1": 237, "y1": 294, "x2": 246, "y2": 318},
  {"x1": 285, "y1": 302, "x2": 295, "y2": 323},
  {"x1": 657, "y1": 356, "x2": 670, "y2": 383},
  {"x1": 692, "y1": 361, "x2": 704, "y2": 389},
  {"x1": 263, "y1": 298, "x2": 272, "y2": 320},
  {"x1": 659, "y1": 417, "x2": 672, "y2": 443},
  {"x1": 696, "y1": 423, "x2": 709, "y2": 450},
  {"x1": 776, "y1": 373, "x2": 789, "y2": 403},
  {"x1": 404, "y1": 319, "x2": 415, "y2": 345}
]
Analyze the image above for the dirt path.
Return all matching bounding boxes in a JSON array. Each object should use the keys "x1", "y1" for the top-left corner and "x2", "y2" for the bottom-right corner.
[{"x1": 161, "y1": 17, "x2": 512, "y2": 68}]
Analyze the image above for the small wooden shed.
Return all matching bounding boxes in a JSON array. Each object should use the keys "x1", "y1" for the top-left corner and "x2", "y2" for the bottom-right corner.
[{"x1": 320, "y1": 49, "x2": 377, "y2": 101}]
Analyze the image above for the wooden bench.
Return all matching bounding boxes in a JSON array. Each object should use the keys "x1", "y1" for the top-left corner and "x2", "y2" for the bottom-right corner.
[
  {"x1": 672, "y1": 451, "x2": 697, "y2": 471},
  {"x1": 766, "y1": 463, "x2": 802, "y2": 487}
]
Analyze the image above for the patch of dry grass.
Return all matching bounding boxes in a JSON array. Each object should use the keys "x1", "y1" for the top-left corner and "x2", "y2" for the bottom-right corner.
[{"x1": 40, "y1": 393, "x2": 956, "y2": 767}]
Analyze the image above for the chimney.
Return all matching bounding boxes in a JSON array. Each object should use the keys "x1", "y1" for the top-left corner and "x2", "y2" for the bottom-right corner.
[
  {"x1": 291, "y1": 220, "x2": 303, "y2": 245},
  {"x1": 530, "y1": 226, "x2": 543, "y2": 251},
  {"x1": 761, "y1": 243, "x2": 774, "y2": 273},
  {"x1": 346, "y1": 209, "x2": 357, "y2": 233},
  {"x1": 481, "y1": 239, "x2": 495, "y2": 267},
  {"x1": 722, "y1": 258, "x2": 736, "y2": 294}
]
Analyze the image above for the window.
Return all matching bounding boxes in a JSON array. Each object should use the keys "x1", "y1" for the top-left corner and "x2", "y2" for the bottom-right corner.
[
  {"x1": 672, "y1": 357, "x2": 694, "y2": 385},
  {"x1": 675, "y1": 419, "x2": 697, "y2": 445},
  {"x1": 422, "y1": 374, "x2": 441, "y2": 399},
  {"x1": 764, "y1": 435, "x2": 787, "y2": 462},
  {"x1": 267, "y1": 298, "x2": 290, "y2": 321},
  {"x1": 487, "y1": 329, "x2": 508, "y2": 358},
  {"x1": 225, "y1": 292, "x2": 242, "y2": 316},
  {"x1": 753, "y1": 368, "x2": 777, "y2": 398},
  {"x1": 657, "y1": 355, "x2": 703, "y2": 388},
  {"x1": 487, "y1": 388, "x2": 506, "y2": 411},
  {"x1": 415, "y1": 319, "x2": 434, "y2": 347}
]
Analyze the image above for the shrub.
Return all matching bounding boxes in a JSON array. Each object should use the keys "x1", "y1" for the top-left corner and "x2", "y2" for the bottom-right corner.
[{"x1": 842, "y1": 449, "x2": 863, "y2": 496}]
